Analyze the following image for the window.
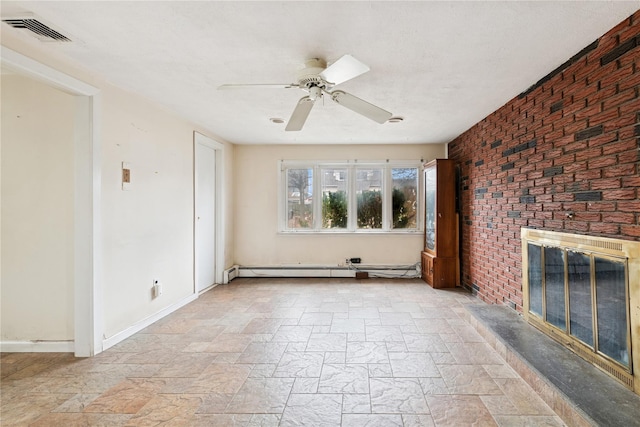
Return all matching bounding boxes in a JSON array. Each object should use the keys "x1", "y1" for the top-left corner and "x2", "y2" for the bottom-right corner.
[
  {"x1": 357, "y1": 168, "x2": 383, "y2": 229},
  {"x1": 391, "y1": 168, "x2": 418, "y2": 229},
  {"x1": 280, "y1": 161, "x2": 421, "y2": 233},
  {"x1": 287, "y1": 168, "x2": 313, "y2": 229},
  {"x1": 322, "y1": 168, "x2": 348, "y2": 229}
]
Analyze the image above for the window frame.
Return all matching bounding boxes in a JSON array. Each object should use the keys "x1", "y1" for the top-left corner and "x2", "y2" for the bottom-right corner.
[{"x1": 279, "y1": 160, "x2": 423, "y2": 234}]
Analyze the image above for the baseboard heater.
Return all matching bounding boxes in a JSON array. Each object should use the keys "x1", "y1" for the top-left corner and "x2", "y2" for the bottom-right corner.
[
  {"x1": 223, "y1": 265, "x2": 240, "y2": 283},
  {"x1": 236, "y1": 264, "x2": 420, "y2": 279}
]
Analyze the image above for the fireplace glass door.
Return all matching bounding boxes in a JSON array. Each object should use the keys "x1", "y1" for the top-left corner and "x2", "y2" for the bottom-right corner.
[
  {"x1": 545, "y1": 247, "x2": 566, "y2": 331},
  {"x1": 526, "y1": 243, "x2": 630, "y2": 370},
  {"x1": 595, "y1": 258, "x2": 628, "y2": 366},
  {"x1": 568, "y1": 251, "x2": 593, "y2": 347}
]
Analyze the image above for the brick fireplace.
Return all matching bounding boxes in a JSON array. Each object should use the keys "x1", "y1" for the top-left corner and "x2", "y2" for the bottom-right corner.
[{"x1": 447, "y1": 11, "x2": 640, "y2": 312}]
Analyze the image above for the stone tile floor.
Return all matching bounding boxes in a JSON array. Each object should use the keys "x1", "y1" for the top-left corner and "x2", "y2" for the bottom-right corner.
[{"x1": 1, "y1": 278, "x2": 566, "y2": 426}]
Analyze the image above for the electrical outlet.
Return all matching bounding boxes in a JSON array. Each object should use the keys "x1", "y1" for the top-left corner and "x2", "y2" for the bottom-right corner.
[{"x1": 350, "y1": 257, "x2": 362, "y2": 264}]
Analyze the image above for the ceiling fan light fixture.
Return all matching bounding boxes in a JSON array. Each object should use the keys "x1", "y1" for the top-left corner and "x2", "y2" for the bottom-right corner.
[{"x1": 308, "y1": 86, "x2": 322, "y2": 101}]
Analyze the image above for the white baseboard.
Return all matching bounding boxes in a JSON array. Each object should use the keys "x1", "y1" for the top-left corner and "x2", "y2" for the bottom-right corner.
[
  {"x1": 0, "y1": 340, "x2": 74, "y2": 353},
  {"x1": 198, "y1": 282, "x2": 220, "y2": 295},
  {"x1": 238, "y1": 264, "x2": 420, "y2": 279},
  {"x1": 102, "y1": 293, "x2": 198, "y2": 351}
]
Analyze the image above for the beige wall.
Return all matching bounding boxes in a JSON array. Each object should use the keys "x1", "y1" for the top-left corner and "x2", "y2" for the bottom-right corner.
[
  {"x1": 1, "y1": 74, "x2": 75, "y2": 341},
  {"x1": 1, "y1": 30, "x2": 443, "y2": 349},
  {"x1": 1, "y1": 32, "x2": 235, "y2": 346},
  {"x1": 234, "y1": 144, "x2": 446, "y2": 266},
  {"x1": 100, "y1": 86, "x2": 195, "y2": 338}
]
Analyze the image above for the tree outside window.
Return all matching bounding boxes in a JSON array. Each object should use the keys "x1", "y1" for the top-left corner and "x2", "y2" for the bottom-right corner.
[
  {"x1": 392, "y1": 168, "x2": 418, "y2": 229},
  {"x1": 287, "y1": 168, "x2": 313, "y2": 229},
  {"x1": 357, "y1": 168, "x2": 383, "y2": 229},
  {"x1": 322, "y1": 168, "x2": 348, "y2": 229}
]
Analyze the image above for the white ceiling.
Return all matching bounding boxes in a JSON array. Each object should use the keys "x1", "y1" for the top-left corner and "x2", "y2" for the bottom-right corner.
[{"x1": 2, "y1": 1, "x2": 638, "y2": 145}]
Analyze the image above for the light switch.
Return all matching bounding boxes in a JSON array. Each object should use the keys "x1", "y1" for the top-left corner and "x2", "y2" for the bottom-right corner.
[{"x1": 122, "y1": 162, "x2": 131, "y2": 190}]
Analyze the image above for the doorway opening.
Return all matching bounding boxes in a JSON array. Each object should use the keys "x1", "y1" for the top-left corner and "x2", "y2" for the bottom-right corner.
[{"x1": 0, "y1": 47, "x2": 101, "y2": 357}]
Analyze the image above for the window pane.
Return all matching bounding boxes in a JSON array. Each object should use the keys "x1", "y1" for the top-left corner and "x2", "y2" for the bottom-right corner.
[
  {"x1": 528, "y1": 243, "x2": 543, "y2": 317},
  {"x1": 356, "y1": 168, "x2": 382, "y2": 229},
  {"x1": 287, "y1": 168, "x2": 313, "y2": 229},
  {"x1": 568, "y1": 251, "x2": 593, "y2": 347},
  {"x1": 392, "y1": 168, "x2": 418, "y2": 229},
  {"x1": 595, "y1": 257, "x2": 628, "y2": 367},
  {"x1": 544, "y1": 247, "x2": 566, "y2": 331},
  {"x1": 425, "y1": 167, "x2": 436, "y2": 250},
  {"x1": 322, "y1": 168, "x2": 348, "y2": 228}
]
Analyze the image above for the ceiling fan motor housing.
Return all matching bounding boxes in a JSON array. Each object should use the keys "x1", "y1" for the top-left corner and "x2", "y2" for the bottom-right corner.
[{"x1": 296, "y1": 58, "x2": 330, "y2": 90}]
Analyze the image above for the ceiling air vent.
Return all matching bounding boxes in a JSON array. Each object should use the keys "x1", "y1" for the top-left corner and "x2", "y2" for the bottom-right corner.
[{"x1": 2, "y1": 17, "x2": 71, "y2": 42}]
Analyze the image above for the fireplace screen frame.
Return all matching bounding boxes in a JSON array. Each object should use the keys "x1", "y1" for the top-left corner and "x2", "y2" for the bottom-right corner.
[{"x1": 521, "y1": 228, "x2": 640, "y2": 393}]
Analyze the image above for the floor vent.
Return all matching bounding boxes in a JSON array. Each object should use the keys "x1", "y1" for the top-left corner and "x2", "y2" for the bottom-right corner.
[{"x1": 2, "y1": 17, "x2": 72, "y2": 42}]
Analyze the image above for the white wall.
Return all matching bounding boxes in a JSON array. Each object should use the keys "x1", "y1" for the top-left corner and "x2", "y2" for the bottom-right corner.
[
  {"x1": 1, "y1": 31, "x2": 235, "y2": 348},
  {"x1": 1, "y1": 73, "x2": 75, "y2": 341},
  {"x1": 234, "y1": 144, "x2": 446, "y2": 266}
]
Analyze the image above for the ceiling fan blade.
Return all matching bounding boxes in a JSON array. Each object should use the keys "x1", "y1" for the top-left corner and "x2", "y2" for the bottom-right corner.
[
  {"x1": 330, "y1": 90, "x2": 392, "y2": 124},
  {"x1": 285, "y1": 96, "x2": 315, "y2": 131},
  {"x1": 218, "y1": 83, "x2": 298, "y2": 90},
  {"x1": 320, "y1": 54, "x2": 370, "y2": 86}
]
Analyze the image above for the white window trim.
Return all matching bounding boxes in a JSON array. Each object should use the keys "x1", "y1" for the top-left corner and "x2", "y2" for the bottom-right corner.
[{"x1": 279, "y1": 160, "x2": 423, "y2": 234}]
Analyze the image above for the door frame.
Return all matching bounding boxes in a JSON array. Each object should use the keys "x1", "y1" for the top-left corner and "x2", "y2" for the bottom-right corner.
[
  {"x1": 194, "y1": 132, "x2": 226, "y2": 291},
  {"x1": 1, "y1": 46, "x2": 103, "y2": 357}
]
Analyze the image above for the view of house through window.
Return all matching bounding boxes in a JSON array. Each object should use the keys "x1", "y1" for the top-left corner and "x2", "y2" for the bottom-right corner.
[{"x1": 283, "y1": 161, "x2": 420, "y2": 232}]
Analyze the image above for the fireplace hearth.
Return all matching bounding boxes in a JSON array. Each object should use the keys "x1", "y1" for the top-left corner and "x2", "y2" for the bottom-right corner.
[{"x1": 521, "y1": 228, "x2": 640, "y2": 393}]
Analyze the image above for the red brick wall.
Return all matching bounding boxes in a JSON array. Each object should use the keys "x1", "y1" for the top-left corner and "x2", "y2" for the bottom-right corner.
[{"x1": 447, "y1": 11, "x2": 640, "y2": 309}]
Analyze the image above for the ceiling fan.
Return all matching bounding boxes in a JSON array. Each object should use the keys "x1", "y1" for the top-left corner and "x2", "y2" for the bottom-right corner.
[{"x1": 218, "y1": 54, "x2": 393, "y2": 131}]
